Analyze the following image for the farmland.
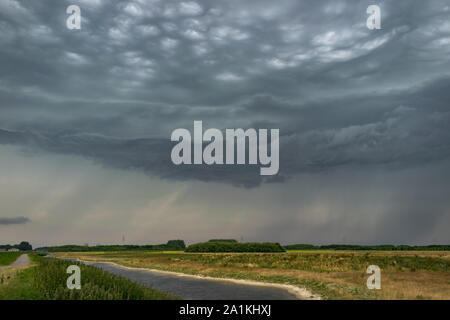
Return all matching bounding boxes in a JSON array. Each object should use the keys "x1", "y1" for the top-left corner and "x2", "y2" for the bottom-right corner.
[{"x1": 57, "y1": 250, "x2": 450, "y2": 300}]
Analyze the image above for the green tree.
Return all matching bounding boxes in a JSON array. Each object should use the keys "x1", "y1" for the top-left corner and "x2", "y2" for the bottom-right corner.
[{"x1": 17, "y1": 241, "x2": 32, "y2": 251}]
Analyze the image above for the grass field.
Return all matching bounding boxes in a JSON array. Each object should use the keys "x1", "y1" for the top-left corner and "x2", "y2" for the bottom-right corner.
[
  {"x1": 0, "y1": 254, "x2": 179, "y2": 300},
  {"x1": 0, "y1": 252, "x2": 22, "y2": 266},
  {"x1": 57, "y1": 250, "x2": 450, "y2": 300}
]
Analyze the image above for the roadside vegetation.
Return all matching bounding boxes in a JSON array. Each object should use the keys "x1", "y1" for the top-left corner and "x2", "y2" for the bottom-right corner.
[
  {"x1": 0, "y1": 252, "x2": 22, "y2": 266},
  {"x1": 186, "y1": 241, "x2": 285, "y2": 252},
  {"x1": 0, "y1": 267, "x2": 42, "y2": 299},
  {"x1": 57, "y1": 250, "x2": 450, "y2": 300},
  {"x1": 0, "y1": 254, "x2": 40, "y2": 299},
  {"x1": 0, "y1": 254, "x2": 178, "y2": 300}
]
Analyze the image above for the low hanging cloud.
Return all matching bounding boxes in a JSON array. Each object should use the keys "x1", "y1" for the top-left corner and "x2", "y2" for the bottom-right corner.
[
  {"x1": 0, "y1": 76, "x2": 449, "y2": 188},
  {"x1": 0, "y1": 0, "x2": 449, "y2": 187},
  {"x1": 0, "y1": 216, "x2": 30, "y2": 225}
]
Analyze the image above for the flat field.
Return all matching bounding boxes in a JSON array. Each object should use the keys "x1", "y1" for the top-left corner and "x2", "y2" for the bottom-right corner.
[{"x1": 57, "y1": 250, "x2": 450, "y2": 300}]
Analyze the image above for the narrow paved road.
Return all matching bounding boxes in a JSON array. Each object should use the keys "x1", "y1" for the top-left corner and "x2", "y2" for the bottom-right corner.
[
  {"x1": 0, "y1": 254, "x2": 29, "y2": 269},
  {"x1": 70, "y1": 259, "x2": 299, "y2": 300}
]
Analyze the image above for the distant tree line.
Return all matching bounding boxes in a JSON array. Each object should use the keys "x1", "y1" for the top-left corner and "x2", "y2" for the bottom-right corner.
[
  {"x1": 43, "y1": 240, "x2": 186, "y2": 252},
  {"x1": 0, "y1": 241, "x2": 32, "y2": 251},
  {"x1": 186, "y1": 242, "x2": 285, "y2": 252},
  {"x1": 33, "y1": 241, "x2": 450, "y2": 253},
  {"x1": 283, "y1": 244, "x2": 450, "y2": 251}
]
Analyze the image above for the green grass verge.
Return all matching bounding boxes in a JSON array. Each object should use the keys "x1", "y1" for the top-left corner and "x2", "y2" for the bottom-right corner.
[
  {"x1": 0, "y1": 252, "x2": 22, "y2": 266},
  {"x1": 0, "y1": 255, "x2": 179, "y2": 300},
  {"x1": 0, "y1": 267, "x2": 43, "y2": 299}
]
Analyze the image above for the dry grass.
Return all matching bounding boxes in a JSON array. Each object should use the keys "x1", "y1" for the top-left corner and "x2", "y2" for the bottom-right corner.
[
  {"x1": 0, "y1": 266, "x2": 30, "y2": 286},
  {"x1": 57, "y1": 250, "x2": 450, "y2": 300}
]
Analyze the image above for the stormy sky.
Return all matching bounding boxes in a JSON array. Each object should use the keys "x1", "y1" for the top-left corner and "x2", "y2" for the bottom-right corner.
[{"x1": 0, "y1": 0, "x2": 449, "y2": 247}]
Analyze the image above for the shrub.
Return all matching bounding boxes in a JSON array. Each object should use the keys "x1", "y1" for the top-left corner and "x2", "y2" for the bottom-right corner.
[
  {"x1": 166, "y1": 240, "x2": 186, "y2": 249},
  {"x1": 186, "y1": 242, "x2": 285, "y2": 253},
  {"x1": 283, "y1": 244, "x2": 318, "y2": 250}
]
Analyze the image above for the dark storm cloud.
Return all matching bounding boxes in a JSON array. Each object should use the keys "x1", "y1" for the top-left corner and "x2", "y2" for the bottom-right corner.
[
  {"x1": 1, "y1": 76, "x2": 449, "y2": 187},
  {"x1": 0, "y1": 0, "x2": 449, "y2": 186},
  {"x1": 0, "y1": 216, "x2": 30, "y2": 225}
]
